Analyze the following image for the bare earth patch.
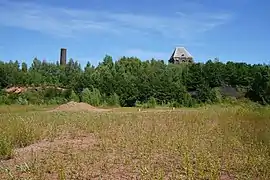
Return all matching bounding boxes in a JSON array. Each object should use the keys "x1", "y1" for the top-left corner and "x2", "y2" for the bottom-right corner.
[
  {"x1": 48, "y1": 101, "x2": 110, "y2": 112},
  {"x1": 14, "y1": 134, "x2": 98, "y2": 156},
  {"x1": 0, "y1": 134, "x2": 105, "y2": 179}
]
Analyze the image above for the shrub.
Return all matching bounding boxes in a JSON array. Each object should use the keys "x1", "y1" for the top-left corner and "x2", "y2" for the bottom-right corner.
[
  {"x1": 90, "y1": 88, "x2": 102, "y2": 106},
  {"x1": 81, "y1": 88, "x2": 102, "y2": 106},
  {"x1": 69, "y1": 90, "x2": 80, "y2": 102},
  {"x1": 0, "y1": 135, "x2": 13, "y2": 160},
  {"x1": 21, "y1": 90, "x2": 44, "y2": 105},
  {"x1": 182, "y1": 93, "x2": 196, "y2": 107},
  {"x1": 169, "y1": 101, "x2": 181, "y2": 108},
  {"x1": 81, "y1": 88, "x2": 91, "y2": 104},
  {"x1": 47, "y1": 97, "x2": 67, "y2": 105},
  {"x1": 147, "y1": 97, "x2": 157, "y2": 108},
  {"x1": 140, "y1": 97, "x2": 157, "y2": 109},
  {"x1": 209, "y1": 87, "x2": 222, "y2": 103},
  {"x1": 107, "y1": 93, "x2": 120, "y2": 107},
  {"x1": 16, "y1": 97, "x2": 28, "y2": 105},
  {"x1": 0, "y1": 94, "x2": 10, "y2": 105}
]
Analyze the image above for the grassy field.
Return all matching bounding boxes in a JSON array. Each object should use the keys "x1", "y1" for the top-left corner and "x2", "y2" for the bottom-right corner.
[{"x1": 0, "y1": 105, "x2": 270, "y2": 179}]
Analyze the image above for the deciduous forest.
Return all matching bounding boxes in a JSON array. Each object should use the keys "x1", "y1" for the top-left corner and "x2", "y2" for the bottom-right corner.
[{"x1": 0, "y1": 55, "x2": 269, "y2": 107}]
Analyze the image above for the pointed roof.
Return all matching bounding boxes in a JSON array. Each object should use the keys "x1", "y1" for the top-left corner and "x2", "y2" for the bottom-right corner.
[{"x1": 171, "y1": 47, "x2": 192, "y2": 58}]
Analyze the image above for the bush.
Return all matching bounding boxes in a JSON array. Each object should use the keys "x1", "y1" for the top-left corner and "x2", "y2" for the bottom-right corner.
[
  {"x1": 107, "y1": 93, "x2": 120, "y2": 107},
  {"x1": 16, "y1": 96, "x2": 28, "y2": 105},
  {"x1": 47, "y1": 97, "x2": 67, "y2": 105},
  {"x1": 182, "y1": 93, "x2": 196, "y2": 107},
  {"x1": 90, "y1": 88, "x2": 102, "y2": 106},
  {"x1": 169, "y1": 101, "x2": 182, "y2": 108},
  {"x1": 140, "y1": 97, "x2": 157, "y2": 109},
  {"x1": 44, "y1": 87, "x2": 64, "y2": 101},
  {"x1": 223, "y1": 96, "x2": 238, "y2": 104},
  {"x1": 69, "y1": 90, "x2": 80, "y2": 102},
  {"x1": 0, "y1": 94, "x2": 11, "y2": 105},
  {"x1": 81, "y1": 88, "x2": 91, "y2": 104},
  {"x1": 21, "y1": 90, "x2": 44, "y2": 105},
  {"x1": 6, "y1": 93, "x2": 19, "y2": 104},
  {"x1": 0, "y1": 135, "x2": 13, "y2": 160},
  {"x1": 147, "y1": 97, "x2": 157, "y2": 108},
  {"x1": 81, "y1": 88, "x2": 102, "y2": 106},
  {"x1": 209, "y1": 87, "x2": 222, "y2": 103}
]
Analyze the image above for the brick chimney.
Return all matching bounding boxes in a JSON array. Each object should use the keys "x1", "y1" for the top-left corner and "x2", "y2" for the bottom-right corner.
[{"x1": 60, "y1": 48, "x2": 67, "y2": 65}]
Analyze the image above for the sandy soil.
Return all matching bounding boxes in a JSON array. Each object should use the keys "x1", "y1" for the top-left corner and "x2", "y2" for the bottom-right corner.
[{"x1": 48, "y1": 101, "x2": 110, "y2": 112}]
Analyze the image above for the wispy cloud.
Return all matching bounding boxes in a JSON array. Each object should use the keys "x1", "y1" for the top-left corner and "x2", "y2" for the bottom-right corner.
[{"x1": 0, "y1": 0, "x2": 233, "y2": 39}]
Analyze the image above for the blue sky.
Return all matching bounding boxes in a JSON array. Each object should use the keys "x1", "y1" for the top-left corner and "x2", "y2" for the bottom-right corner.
[{"x1": 0, "y1": 0, "x2": 269, "y2": 67}]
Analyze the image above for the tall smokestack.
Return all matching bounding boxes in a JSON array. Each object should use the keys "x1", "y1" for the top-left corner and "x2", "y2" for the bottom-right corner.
[{"x1": 60, "y1": 48, "x2": 67, "y2": 65}]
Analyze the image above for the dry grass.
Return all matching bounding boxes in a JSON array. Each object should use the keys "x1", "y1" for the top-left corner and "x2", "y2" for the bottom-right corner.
[
  {"x1": 0, "y1": 104, "x2": 56, "y2": 114},
  {"x1": 0, "y1": 105, "x2": 270, "y2": 179}
]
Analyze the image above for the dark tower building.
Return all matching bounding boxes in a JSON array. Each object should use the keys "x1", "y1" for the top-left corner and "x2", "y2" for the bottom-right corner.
[
  {"x1": 60, "y1": 48, "x2": 67, "y2": 65},
  {"x1": 168, "y1": 47, "x2": 194, "y2": 64}
]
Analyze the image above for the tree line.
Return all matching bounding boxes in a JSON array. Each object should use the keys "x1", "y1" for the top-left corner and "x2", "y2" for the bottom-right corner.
[{"x1": 0, "y1": 55, "x2": 269, "y2": 107}]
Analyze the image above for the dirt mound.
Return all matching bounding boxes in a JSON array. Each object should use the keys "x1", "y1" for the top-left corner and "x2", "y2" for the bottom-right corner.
[{"x1": 49, "y1": 101, "x2": 109, "y2": 112}]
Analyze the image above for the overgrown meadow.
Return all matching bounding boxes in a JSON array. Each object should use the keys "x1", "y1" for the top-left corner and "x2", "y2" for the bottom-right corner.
[
  {"x1": 0, "y1": 104, "x2": 269, "y2": 179},
  {"x1": 1, "y1": 56, "x2": 270, "y2": 179}
]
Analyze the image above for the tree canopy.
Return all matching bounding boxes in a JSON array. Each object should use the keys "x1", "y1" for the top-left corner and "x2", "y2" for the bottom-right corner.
[{"x1": 0, "y1": 56, "x2": 269, "y2": 107}]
